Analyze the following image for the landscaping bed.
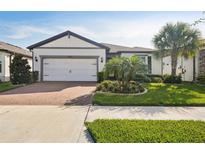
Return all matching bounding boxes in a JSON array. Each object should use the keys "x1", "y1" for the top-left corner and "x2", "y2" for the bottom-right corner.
[
  {"x1": 0, "y1": 82, "x2": 20, "y2": 92},
  {"x1": 86, "y1": 119, "x2": 205, "y2": 143},
  {"x1": 93, "y1": 83, "x2": 205, "y2": 106}
]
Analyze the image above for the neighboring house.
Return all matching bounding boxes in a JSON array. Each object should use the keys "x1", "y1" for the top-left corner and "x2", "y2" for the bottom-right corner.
[
  {"x1": 27, "y1": 30, "x2": 203, "y2": 82},
  {"x1": 0, "y1": 41, "x2": 32, "y2": 82}
]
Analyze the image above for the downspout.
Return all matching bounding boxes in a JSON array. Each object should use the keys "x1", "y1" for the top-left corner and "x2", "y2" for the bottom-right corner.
[
  {"x1": 31, "y1": 49, "x2": 34, "y2": 71},
  {"x1": 181, "y1": 56, "x2": 185, "y2": 81},
  {"x1": 9, "y1": 54, "x2": 12, "y2": 81},
  {"x1": 161, "y1": 57, "x2": 163, "y2": 75},
  {"x1": 193, "y1": 56, "x2": 196, "y2": 82}
]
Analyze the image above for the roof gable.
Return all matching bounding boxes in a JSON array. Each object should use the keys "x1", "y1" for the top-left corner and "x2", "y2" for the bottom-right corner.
[{"x1": 27, "y1": 30, "x2": 109, "y2": 50}]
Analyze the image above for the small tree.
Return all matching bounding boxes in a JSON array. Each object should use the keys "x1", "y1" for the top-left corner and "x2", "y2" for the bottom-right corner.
[
  {"x1": 104, "y1": 55, "x2": 146, "y2": 92},
  {"x1": 10, "y1": 54, "x2": 31, "y2": 84}
]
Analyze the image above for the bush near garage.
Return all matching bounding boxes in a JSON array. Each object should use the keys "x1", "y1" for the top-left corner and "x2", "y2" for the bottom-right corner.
[
  {"x1": 197, "y1": 74, "x2": 205, "y2": 84},
  {"x1": 97, "y1": 71, "x2": 105, "y2": 83},
  {"x1": 135, "y1": 74, "x2": 164, "y2": 83},
  {"x1": 147, "y1": 74, "x2": 164, "y2": 80},
  {"x1": 163, "y1": 75, "x2": 182, "y2": 84},
  {"x1": 10, "y1": 54, "x2": 31, "y2": 84},
  {"x1": 151, "y1": 77, "x2": 163, "y2": 83},
  {"x1": 96, "y1": 80, "x2": 145, "y2": 93},
  {"x1": 31, "y1": 71, "x2": 39, "y2": 83}
]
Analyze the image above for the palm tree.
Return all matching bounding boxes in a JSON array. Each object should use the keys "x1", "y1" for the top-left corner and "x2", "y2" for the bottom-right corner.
[
  {"x1": 104, "y1": 55, "x2": 146, "y2": 92},
  {"x1": 153, "y1": 22, "x2": 201, "y2": 76}
]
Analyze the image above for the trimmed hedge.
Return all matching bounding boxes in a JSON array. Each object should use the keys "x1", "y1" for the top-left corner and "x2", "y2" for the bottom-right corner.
[
  {"x1": 135, "y1": 74, "x2": 164, "y2": 83},
  {"x1": 31, "y1": 71, "x2": 39, "y2": 83},
  {"x1": 164, "y1": 75, "x2": 182, "y2": 84},
  {"x1": 135, "y1": 74, "x2": 151, "y2": 83},
  {"x1": 101, "y1": 72, "x2": 182, "y2": 84},
  {"x1": 151, "y1": 77, "x2": 163, "y2": 83},
  {"x1": 97, "y1": 72, "x2": 104, "y2": 83},
  {"x1": 147, "y1": 74, "x2": 164, "y2": 79},
  {"x1": 197, "y1": 74, "x2": 205, "y2": 84}
]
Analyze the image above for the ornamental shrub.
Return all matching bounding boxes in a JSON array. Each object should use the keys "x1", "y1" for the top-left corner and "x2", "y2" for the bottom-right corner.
[
  {"x1": 163, "y1": 75, "x2": 182, "y2": 84},
  {"x1": 10, "y1": 54, "x2": 31, "y2": 84}
]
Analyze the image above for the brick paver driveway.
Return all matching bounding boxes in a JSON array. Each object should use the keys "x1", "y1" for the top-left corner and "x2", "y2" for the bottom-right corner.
[{"x1": 0, "y1": 82, "x2": 96, "y2": 105}]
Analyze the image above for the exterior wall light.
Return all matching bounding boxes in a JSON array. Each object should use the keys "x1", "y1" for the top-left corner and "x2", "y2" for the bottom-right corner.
[
  {"x1": 100, "y1": 57, "x2": 103, "y2": 63},
  {"x1": 35, "y1": 56, "x2": 38, "y2": 62}
]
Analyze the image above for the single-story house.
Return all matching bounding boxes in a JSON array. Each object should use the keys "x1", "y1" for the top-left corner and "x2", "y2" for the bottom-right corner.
[
  {"x1": 0, "y1": 41, "x2": 32, "y2": 82},
  {"x1": 27, "y1": 30, "x2": 204, "y2": 82}
]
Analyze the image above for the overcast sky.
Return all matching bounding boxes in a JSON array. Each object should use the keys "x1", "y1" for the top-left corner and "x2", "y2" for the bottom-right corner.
[{"x1": 0, "y1": 11, "x2": 204, "y2": 49}]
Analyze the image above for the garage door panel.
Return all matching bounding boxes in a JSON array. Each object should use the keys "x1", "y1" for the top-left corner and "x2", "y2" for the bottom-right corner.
[{"x1": 43, "y1": 58, "x2": 97, "y2": 81}]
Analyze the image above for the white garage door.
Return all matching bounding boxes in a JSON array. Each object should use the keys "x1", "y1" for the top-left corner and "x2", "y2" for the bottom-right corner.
[{"x1": 43, "y1": 58, "x2": 97, "y2": 81}]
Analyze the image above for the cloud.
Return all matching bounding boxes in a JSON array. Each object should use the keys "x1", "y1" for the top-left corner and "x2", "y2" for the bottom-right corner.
[
  {"x1": 6, "y1": 25, "x2": 56, "y2": 39},
  {"x1": 55, "y1": 25, "x2": 96, "y2": 39},
  {"x1": 1, "y1": 12, "x2": 204, "y2": 49}
]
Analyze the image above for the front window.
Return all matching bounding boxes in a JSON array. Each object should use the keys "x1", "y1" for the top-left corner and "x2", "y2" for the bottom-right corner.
[{"x1": 139, "y1": 56, "x2": 146, "y2": 63}]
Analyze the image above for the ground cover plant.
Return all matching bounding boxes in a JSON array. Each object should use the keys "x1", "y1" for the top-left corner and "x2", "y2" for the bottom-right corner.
[{"x1": 86, "y1": 119, "x2": 205, "y2": 143}]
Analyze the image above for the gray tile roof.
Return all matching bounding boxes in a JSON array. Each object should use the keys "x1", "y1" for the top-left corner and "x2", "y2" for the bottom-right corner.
[
  {"x1": 133, "y1": 46, "x2": 156, "y2": 52},
  {"x1": 102, "y1": 43, "x2": 156, "y2": 53},
  {"x1": 0, "y1": 41, "x2": 32, "y2": 57}
]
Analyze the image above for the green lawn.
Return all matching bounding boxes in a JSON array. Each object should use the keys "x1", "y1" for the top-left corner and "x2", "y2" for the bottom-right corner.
[
  {"x1": 86, "y1": 119, "x2": 205, "y2": 143},
  {"x1": 93, "y1": 83, "x2": 205, "y2": 106},
  {"x1": 0, "y1": 82, "x2": 19, "y2": 92}
]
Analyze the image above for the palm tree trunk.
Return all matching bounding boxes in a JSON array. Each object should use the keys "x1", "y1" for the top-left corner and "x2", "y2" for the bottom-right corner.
[{"x1": 171, "y1": 53, "x2": 178, "y2": 76}]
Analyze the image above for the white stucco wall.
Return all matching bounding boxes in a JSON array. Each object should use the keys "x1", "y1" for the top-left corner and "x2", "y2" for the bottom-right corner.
[
  {"x1": 0, "y1": 51, "x2": 10, "y2": 81},
  {"x1": 162, "y1": 55, "x2": 197, "y2": 81},
  {"x1": 195, "y1": 52, "x2": 199, "y2": 78},
  {"x1": 162, "y1": 56, "x2": 171, "y2": 75},
  {"x1": 0, "y1": 52, "x2": 5, "y2": 81},
  {"x1": 120, "y1": 52, "x2": 198, "y2": 81},
  {"x1": 33, "y1": 48, "x2": 106, "y2": 80},
  {"x1": 4, "y1": 54, "x2": 10, "y2": 78},
  {"x1": 151, "y1": 54, "x2": 162, "y2": 75},
  {"x1": 27, "y1": 58, "x2": 32, "y2": 71}
]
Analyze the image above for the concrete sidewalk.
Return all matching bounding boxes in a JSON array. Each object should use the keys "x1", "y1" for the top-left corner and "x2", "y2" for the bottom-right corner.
[
  {"x1": 1, "y1": 105, "x2": 205, "y2": 143},
  {"x1": 86, "y1": 106, "x2": 205, "y2": 122},
  {"x1": 0, "y1": 105, "x2": 90, "y2": 143}
]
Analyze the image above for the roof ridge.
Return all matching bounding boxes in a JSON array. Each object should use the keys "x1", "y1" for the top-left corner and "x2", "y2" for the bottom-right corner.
[
  {"x1": 101, "y1": 42, "x2": 135, "y2": 49},
  {"x1": 133, "y1": 46, "x2": 155, "y2": 50}
]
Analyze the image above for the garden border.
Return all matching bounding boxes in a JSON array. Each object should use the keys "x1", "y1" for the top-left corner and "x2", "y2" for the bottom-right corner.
[{"x1": 94, "y1": 88, "x2": 148, "y2": 96}]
